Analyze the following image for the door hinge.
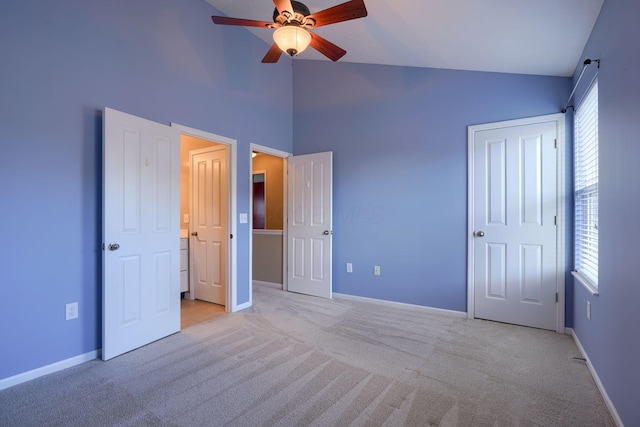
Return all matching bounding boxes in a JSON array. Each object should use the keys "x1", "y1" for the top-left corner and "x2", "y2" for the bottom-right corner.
[
  {"x1": 554, "y1": 215, "x2": 557, "y2": 226},
  {"x1": 230, "y1": 234, "x2": 233, "y2": 239},
  {"x1": 554, "y1": 139, "x2": 557, "y2": 149},
  {"x1": 555, "y1": 292, "x2": 559, "y2": 303}
]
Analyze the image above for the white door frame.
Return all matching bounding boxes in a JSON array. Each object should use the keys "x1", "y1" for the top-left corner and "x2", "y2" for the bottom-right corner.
[
  {"x1": 249, "y1": 143, "x2": 291, "y2": 306},
  {"x1": 171, "y1": 123, "x2": 240, "y2": 312},
  {"x1": 467, "y1": 113, "x2": 567, "y2": 333}
]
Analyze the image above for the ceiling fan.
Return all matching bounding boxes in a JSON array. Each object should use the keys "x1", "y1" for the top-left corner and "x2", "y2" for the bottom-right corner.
[{"x1": 211, "y1": 0, "x2": 368, "y2": 63}]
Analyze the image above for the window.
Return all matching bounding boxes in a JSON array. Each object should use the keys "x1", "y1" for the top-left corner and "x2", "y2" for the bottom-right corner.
[{"x1": 573, "y1": 80, "x2": 599, "y2": 292}]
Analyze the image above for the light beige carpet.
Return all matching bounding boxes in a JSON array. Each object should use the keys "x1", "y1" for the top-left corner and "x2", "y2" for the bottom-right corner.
[{"x1": 0, "y1": 285, "x2": 614, "y2": 426}]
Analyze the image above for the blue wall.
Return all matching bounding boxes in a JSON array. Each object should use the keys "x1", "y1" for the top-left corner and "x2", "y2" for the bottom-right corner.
[
  {"x1": 0, "y1": 0, "x2": 292, "y2": 379},
  {"x1": 6, "y1": 2, "x2": 635, "y2": 423},
  {"x1": 570, "y1": 0, "x2": 640, "y2": 424},
  {"x1": 293, "y1": 61, "x2": 570, "y2": 312}
]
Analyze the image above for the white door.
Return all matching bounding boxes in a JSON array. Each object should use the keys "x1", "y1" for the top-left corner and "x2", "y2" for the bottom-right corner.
[
  {"x1": 287, "y1": 152, "x2": 333, "y2": 298},
  {"x1": 470, "y1": 119, "x2": 558, "y2": 330},
  {"x1": 102, "y1": 108, "x2": 180, "y2": 360},
  {"x1": 190, "y1": 146, "x2": 228, "y2": 305}
]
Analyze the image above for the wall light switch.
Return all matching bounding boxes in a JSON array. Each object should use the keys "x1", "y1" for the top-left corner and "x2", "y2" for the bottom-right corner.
[
  {"x1": 239, "y1": 213, "x2": 248, "y2": 224},
  {"x1": 183, "y1": 214, "x2": 189, "y2": 224},
  {"x1": 346, "y1": 263, "x2": 353, "y2": 273}
]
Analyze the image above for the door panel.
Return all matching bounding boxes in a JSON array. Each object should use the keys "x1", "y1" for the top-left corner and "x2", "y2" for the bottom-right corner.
[
  {"x1": 487, "y1": 139, "x2": 506, "y2": 225},
  {"x1": 520, "y1": 135, "x2": 543, "y2": 225},
  {"x1": 191, "y1": 147, "x2": 228, "y2": 305},
  {"x1": 472, "y1": 121, "x2": 557, "y2": 330},
  {"x1": 103, "y1": 108, "x2": 180, "y2": 360},
  {"x1": 121, "y1": 256, "x2": 141, "y2": 324},
  {"x1": 520, "y1": 244, "x2": 543, "y2": 302},
  {"x1": 287, "y1": 152, "x2": 333, "y2": 299},
  {"x1": 487, "y1": 243, "x2": 506, "y2": 299}
]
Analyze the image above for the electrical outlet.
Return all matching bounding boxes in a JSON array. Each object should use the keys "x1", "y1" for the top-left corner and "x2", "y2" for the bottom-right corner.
[
  {"x1": 374, "y1": 265, "x2": 381, "y2": 276},
  {"x1": 587, "y1": 301, "x2": 591, "y2": 320},
  {"x1": 66, "y1": 302, "x2": 78, "y2": 320},
  {"x1": 346, "y1": 263, "x2": 353, "y2": 273}
]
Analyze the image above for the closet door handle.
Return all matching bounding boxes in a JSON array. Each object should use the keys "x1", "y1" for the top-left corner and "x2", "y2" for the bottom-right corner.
[
  {"x1": 108, "y1": 243, "x2": 120, "y2": 251},
  {"x1": 191, "y1": 232, "x2": 198, "y2": 237}
]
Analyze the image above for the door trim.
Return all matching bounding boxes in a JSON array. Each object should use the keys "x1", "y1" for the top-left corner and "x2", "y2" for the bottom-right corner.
[
  {"x1": 467, "y1": 113, "x2": 566, "y2": 333},
  {"x1": 171, "y1": 123, "x2": 239, "y2": 312},
  {"x1": 249, "y1": 143, "x2": 291, "y2": 306}
]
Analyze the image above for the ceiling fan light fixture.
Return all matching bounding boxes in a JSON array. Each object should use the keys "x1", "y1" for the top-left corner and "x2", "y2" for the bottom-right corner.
[{"x1": 273, "y1": 25, "x2": 311, "y2": 57}]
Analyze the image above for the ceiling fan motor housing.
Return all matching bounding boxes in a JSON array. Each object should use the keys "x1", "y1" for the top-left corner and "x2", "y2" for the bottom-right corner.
[{"x1": 273, "y1": 1, "x2": 311, "y2": 24}]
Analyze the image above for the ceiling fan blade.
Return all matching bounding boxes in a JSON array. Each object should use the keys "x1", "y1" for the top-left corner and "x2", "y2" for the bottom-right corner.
[
  {"x1": 211, "y1": 16, "x2": 274, "y2": 28},
  {"x1": 262, "y1": 43, "x2": 284, "y2": 63},
  {"x1": 309, "y1": 32, "x2": 346, "y2": 62},
  {"x1": 306, "y1": 0, "x2": 368, "y2": 28},
  {"x1": 273, "y1": 0, "x2": 294, "y2": 15}
]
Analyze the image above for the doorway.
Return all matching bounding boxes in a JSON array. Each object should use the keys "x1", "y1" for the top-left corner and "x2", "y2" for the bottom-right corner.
[
  {"x1": 173, "y1": 123, "x2": 239, "y2": 316},
  {"x1": 467, "y1": 114, "x2": 566, "y2": 332},
  {"x1": 250, "y1": 146, "x2": 288, "y2": 295},
  {"x1": 178, "y1": 135, "x2": 229, "y2": 327},
  {"x1": 249, "y1": 145, "x2": 335, "y2": 302},
  {"x1": 102, "y1": 109, "x2": 239, "y2": 360}
]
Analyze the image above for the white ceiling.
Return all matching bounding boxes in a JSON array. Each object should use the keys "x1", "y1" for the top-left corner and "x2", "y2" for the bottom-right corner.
[{"x1": 204, "y1": 0, "x2": 603, "y2": 77}]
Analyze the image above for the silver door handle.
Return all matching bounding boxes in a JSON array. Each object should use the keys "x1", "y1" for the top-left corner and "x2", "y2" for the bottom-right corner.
[
  {"x1": 108, "y1": 243, "x2": 120, "y2": 251},
  {"x1": 474, "y1": 231, "x2": 485, "y2": 237},
  {"x1": 323, "y1": 230, "x2": 332, "y2": 235}
]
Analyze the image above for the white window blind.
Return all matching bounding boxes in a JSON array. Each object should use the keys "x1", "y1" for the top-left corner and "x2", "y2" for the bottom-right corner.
[{"x1": 574, "y1": 80, "x2": 598, "y2": 287}]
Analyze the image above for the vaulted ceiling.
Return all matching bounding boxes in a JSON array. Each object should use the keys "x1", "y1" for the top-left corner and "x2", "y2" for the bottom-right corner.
[{"x1": 205, "y1": 0, "x2": 604, "y2": 77}]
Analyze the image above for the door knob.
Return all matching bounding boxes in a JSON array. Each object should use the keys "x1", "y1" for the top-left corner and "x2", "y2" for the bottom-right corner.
[
  {"x1": 191, "y1": 231, "x2": 198, "y2": 237},
  {"x1": 108, "y1": 243, "x2": 120, "y2": 251},
  {"x1": 475, "y1": 231, "x2": 485, "y2": 237},
  {"x1": 323, "y1": 230, "x2": 333, "y2": 235}
]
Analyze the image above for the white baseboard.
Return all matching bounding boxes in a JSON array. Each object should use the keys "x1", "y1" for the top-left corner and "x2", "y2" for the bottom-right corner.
[
  {"x1": 0, "y1": 350, "x2": 100, "y2": 391},
  {"x1": 253, "y1": 280, "x2": 283, "y2": 290},
  {"x1": 568, "y1": 328, "x2": 624, "y2": 427},
  {"x1": 333, "y1": 293, "x2": 467, "y2": 318}
]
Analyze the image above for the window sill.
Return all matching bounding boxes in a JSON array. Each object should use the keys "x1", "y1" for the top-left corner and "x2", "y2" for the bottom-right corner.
[{"x1": 572, "y1": 271, "x2": 599, "y2": 296}]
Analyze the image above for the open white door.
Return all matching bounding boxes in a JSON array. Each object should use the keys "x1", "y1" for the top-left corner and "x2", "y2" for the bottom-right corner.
[
  {"x1": 190, "y1": 146, "x2": 228, "y2": 305},
  {"x1": 102, "y1": 108, "x2": 180, "y2": 360},
  {"x1": 287, "y1": 152, "x2": 333, "y2": 298}
]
